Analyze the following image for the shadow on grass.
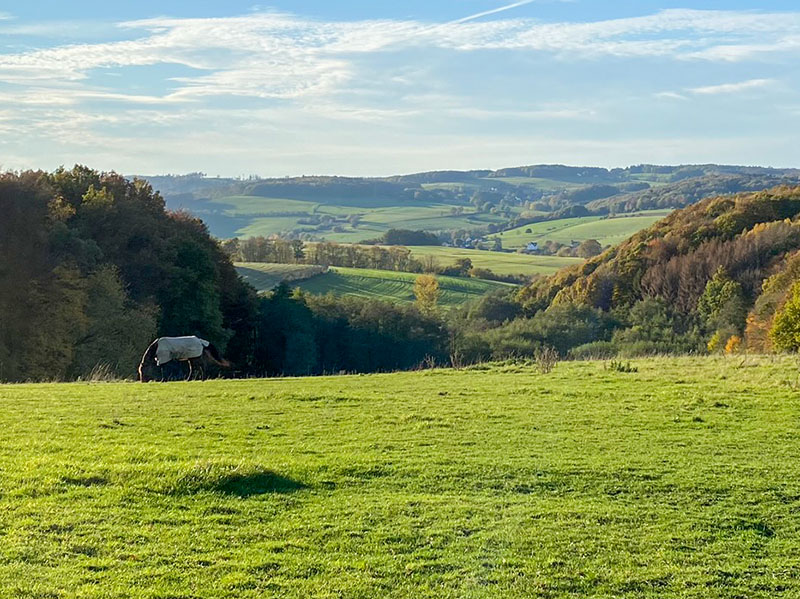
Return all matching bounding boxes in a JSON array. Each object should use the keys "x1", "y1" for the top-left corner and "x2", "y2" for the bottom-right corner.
[
  {"x1": 217, "y1": 471, "x2": 307, "y2": 497},
  {"x1": 169, "y1": 467, "x2": 308, "y2": 497}
]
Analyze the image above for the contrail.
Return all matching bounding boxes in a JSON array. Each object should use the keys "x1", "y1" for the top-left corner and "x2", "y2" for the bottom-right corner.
[{"x1": 452, "y1": 0, "x2": 537, "y2": 24}]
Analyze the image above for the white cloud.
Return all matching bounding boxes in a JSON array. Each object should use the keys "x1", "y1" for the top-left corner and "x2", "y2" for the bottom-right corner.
[
  {"x1": 0, "y1": 8, "x2": 798, "y2": 98},
  {"x1": 654, "y1": 91, "x2": 689, "y2": 101},
  {"x1": 690, "y1": 78, "x2": 774, "y2": 95},
  {"x1": 1, "y1": 8, "x2": 799, "y2": 175}
]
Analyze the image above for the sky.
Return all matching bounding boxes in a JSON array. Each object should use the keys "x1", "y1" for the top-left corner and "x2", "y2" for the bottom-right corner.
[{"x1": 0, "y1": 1, "x2": 798, "y2": 177}]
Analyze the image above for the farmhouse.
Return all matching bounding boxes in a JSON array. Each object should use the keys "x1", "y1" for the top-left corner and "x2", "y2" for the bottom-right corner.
[{"x1": 524, "y1": 241, "x2": 539, "y2": 254}]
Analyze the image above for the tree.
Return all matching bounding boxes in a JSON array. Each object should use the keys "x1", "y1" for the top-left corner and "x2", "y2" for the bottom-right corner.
[
  {"x1": 576, "y1": 239, "x2": 603, "y2": 258},
  {"x1": 414, "y1": 275, "x2": 440, "y2": 315},
  {"x1": 770, "y1": 281, "x2": 800, "y2": 352},
  {"x1": 698, "y1": 267, "x2": 747, "y2": 338}
]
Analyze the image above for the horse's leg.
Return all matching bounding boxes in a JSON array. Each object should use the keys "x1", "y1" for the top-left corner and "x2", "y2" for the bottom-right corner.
[{"x1": 186, "y1": 359, "x2": 193, "y2": 381}]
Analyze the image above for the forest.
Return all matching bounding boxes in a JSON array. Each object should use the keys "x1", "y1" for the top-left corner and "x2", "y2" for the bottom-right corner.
[{"x1": 3, "y1": 166, "x2": 800, "y2": 382}]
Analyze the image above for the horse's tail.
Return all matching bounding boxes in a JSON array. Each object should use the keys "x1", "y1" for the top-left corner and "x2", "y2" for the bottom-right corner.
[{"x1": 204, "y1": 343, "x2": 231, "y2": 368}]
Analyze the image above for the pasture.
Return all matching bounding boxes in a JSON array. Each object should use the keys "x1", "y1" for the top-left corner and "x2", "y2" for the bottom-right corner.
[
  {"x1": 294, "y1": 266, "x2": 512, "y2": 307},
  {"x1": 1, "y1": 356, "x2": 799, "y2": 597},
  {"x1": 405, "y1": 246, "x2": 583, "y2": 275},
  {"x1": 235, "y1": 263, "x2": 326, "y2": 291},
  {"x1": 491, "y1": 210, "x2": 672, "y2": 249},
  {"x1": 207, "y1": 195, "x2": 511, "y2": 241}
]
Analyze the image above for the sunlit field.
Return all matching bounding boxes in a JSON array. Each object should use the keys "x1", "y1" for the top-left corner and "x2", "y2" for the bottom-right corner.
[{"x1": 2, "y1": 356, "x2": 799, "y2": 597}]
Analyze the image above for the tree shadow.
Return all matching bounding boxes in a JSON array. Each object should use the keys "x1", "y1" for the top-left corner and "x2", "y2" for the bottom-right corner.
[{"x1": 215, "y1": 471, "x2": 307, "y2": 497}]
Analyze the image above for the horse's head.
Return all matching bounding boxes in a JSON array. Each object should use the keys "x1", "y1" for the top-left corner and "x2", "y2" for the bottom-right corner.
[
  {"x1": 139, "y1": 339, "x2": 160, "y2": 382},
  {"x1": 138, "y1": 361, "x2": 152, "y2": 382}
]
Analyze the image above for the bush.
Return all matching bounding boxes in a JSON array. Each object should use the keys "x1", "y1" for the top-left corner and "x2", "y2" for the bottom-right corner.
[{"x1": 569, "y1": 341, "x2": 618, "y2": 360}]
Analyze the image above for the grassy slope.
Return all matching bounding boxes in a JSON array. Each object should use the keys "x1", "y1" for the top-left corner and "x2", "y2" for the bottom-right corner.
[
  {"x1": 235, "y1": 263, "x2": 325, "y2": 290},
  {"x1": 2, "y1": 356, "x2": 800, "y2": 597},
  {"x1": 492, "y1": 210, "x2": 673, "y2": 249},
  {"x1": 212, "y1": 196, "x2": 512, "y2": 240},
  {"x1": 406, "y1": 246, "x2": 584, "y2": 275},
  {"x1": 295, "y1": 267, "x2": 512, "y2": 307}
]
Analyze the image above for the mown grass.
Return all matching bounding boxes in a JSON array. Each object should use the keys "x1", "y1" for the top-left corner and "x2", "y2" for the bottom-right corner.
[
  {"x1": 492, "y1": 210, "x2": 672, "y2": 249},
  {"x1": 235, "y1": 263, "x2": 325, "y2": 291},
  {"x1": 294, "y1": 266, "x2": 512, "y2": 306},
  {"x1": 405, "y1": 246, "x2": 583, "y2": 275},
  {"x1": 212, "y1": 195, "x2": 512, "y2": 242},
  {"x1": 2, "y1": 356, "x2": 800, "y2": 597}
]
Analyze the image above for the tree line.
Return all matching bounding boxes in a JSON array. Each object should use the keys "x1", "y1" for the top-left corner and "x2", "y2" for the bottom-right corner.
[{"x1": 6, "y1": 168, "x2": 800, "y2": 383}]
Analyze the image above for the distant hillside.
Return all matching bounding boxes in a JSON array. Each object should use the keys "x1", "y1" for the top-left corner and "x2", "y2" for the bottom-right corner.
[
  {"x1": 588, "y1": 173, "x2": 800, "y2": 213},
  {"x1": 520, "y1": 185, "x2": 800, "y2": 312},
  {"x1": 137, "y1": 165, "x2": 800, "y2": 241}
]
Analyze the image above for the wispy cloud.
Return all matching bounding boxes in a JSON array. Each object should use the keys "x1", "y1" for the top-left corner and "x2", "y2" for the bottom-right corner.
[
  {"x1": 1, "y1": 8, "x2": 799, "y2": 175},
  {"x1": 690, "y1": 78, "x2": 774, "y2": 95},
  {"x1": 654, "y1": 91, "x2": 689, "y2": 101}
]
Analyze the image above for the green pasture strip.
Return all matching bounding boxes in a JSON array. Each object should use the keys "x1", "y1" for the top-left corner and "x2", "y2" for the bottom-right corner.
[
  {"x1": 235, "y1": 263, "x2": 324, "y2": 291},
  {"x1": 211, "y1": 195, "x2": 322, "y2": 216},
  {"x1": 405, "y1": 246, "x2": 583, "y2": 275},
  {"x1": 493, "y1": 210, "x2": 672, "y2": 249},
  {"x1": 481, "y1": 177, "x2": 586, "y2": 190},
  {"x1": 295, "y1": 267, "x2": 511, "y2": 307},
  {"x1": 2, "y1": 356, "x2": 800, "y2": 597}
]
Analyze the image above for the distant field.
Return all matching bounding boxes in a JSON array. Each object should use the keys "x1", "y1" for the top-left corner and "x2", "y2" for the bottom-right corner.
[
  {"x1": 492, "y1": 210, "x2": 672, "y2": 249},
  {"x1": 295, "y1": 267, "x2": 512, "y2": 307},
  {"x1": 235, "y1": 263, "x2": 325, "y2": 290},
  {"x1": 206, "y1": 195, "x2": 515, "y2": 241},
  {"x1": 4, "y1": 356, "x2": 800, "y2": 597},
  {"x1": 406, "y1": 246, "x2": 583, "y2": 275},
  {"x1": 235, "y1": 263, "x2": 513, "y2": 305}
]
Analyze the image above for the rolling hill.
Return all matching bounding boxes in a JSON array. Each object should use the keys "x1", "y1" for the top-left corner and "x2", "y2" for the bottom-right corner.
[
  {"x1": 145, "y1": 165, "x2": 800, "y2": 240},
  {"x1": 236, "y1": 263, "x2": 512, "y2": 307},
  {"x1": 404, "y1": 246, "x2": 584, "y2": 275},
  {"x1": 490, "y1": 210, "x2": 673, "y2": 249}
]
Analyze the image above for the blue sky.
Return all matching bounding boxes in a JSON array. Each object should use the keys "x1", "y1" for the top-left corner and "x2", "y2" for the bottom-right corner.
[{"x1": 1, "y1": 2, "x2": 798, "y2": 176}]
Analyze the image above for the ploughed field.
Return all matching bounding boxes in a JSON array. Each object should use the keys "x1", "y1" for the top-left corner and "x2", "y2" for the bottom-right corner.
[{"x1": 2, "y1": 356, "x2": 800, "y2": 597}]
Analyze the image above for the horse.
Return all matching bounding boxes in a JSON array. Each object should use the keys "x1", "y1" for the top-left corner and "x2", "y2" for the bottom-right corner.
[{"x1": 138, "y1": 336, "x2": 230, "y2": 382}]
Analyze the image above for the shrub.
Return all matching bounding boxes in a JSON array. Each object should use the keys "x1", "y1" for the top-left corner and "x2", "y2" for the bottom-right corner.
[
  {"x1": 570, "y1": 341, "x2": 618, "y2": 360},
  {"x1": 534, "y1": 346, "x2": 559, "y2": 374}
]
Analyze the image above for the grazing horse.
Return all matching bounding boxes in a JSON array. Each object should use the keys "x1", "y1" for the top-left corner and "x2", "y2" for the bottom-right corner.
[{"x1": 138, "y1": 336, "x2": 230, "y2": 382}]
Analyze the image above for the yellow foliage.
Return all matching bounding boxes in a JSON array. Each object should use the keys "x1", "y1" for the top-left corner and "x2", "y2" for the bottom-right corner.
[
  {"x1": 725, "y1": 335, "x2": 742, "y2": 355},
  {"x1": 413, "y1": 274, "x2": 440, "y2": 315},
  {"x1": 707, "y1": 331, "x2": 722, "y2": 353}
]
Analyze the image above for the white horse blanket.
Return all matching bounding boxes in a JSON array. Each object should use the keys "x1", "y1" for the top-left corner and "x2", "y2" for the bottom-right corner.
[{"x1": 155, "y1": 336, "x2": 210, "y2": 366}]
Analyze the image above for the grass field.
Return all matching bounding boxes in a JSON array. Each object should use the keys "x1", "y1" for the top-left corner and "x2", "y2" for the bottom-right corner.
[
  {"x1": 235, "y1": 263, "x2": 325, "y2": 290},
  {"x1": 207, "y1": 196, "x2": 513, "y2": 241},
  {"x1": 2, "y1": 356, "x2": 800, "y2": 597},
  {"x1": 405, "y1": 246, "x2": 584, "y2": 275},
  {"x1": 491, "y1": 210, "x2": 672, "y2": 249},
  {"x1": 294, "y1": 267, "x2": 512, "y2": 307}
]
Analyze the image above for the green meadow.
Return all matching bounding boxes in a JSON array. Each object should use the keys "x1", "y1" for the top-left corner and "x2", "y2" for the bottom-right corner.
[
  {"x1": 212, "y1": 196, "x2": 510, "y2": 241},
  {"x1": 405, "y1": 246, "x2": 583, "y2": 275},
  {"x1": 491, "y1": 210, "x2": 673, "y2": 249},
  {"x1": 2, "y1": 356, "x2": 800, "y2": 597},
  {"x1": 234, "y1": 263, "x2": 513, "y2": 305},
  {"x1": 235, "y1": 263, "x2": 326, "y2": 291},
  {"x1": 295, "y1": 267, "x2": 512, "y2": 306}
]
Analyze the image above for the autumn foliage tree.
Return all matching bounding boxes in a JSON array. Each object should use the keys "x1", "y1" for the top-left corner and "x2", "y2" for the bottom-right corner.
[{"x1": 414, "y1": 274, "x2": 441, "y2": 315}]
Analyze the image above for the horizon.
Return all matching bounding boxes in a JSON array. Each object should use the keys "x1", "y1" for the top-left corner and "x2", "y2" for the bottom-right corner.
[
  {"x1": 2, "y1": 1, "x2": 799, "y2": 176},
  {"x1": 135, "y1": 161, "x2": 799, "y2": 181}
]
